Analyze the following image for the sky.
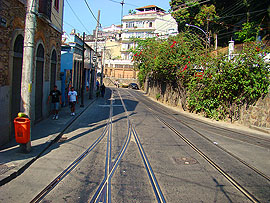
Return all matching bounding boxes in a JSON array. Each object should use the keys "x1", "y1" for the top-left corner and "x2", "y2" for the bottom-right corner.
[{"x1": 63, "y1": 0, "x2": 171, "y2": 35}]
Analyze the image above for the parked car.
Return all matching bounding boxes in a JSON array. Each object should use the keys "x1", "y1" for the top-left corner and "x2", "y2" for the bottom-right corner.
[{"x1": 128, "y1": 83, "x2": 139, "y2": 90}]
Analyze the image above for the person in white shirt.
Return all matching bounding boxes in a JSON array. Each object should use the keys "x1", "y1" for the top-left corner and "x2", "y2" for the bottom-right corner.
[{"x1": 68, "y1": 87, "x2": 78, "y2": 116}]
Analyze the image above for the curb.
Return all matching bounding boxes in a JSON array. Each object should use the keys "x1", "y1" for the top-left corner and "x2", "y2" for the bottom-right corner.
[
  {"x1": 249, "y1": 125, "x2": 270, "y2": 134},
  {"x1": 0, "y1": 98, "x2": 96, "y2": 187}
]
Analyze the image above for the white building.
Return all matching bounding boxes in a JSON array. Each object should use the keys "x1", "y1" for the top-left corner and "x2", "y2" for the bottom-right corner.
[{"x1": 121, "y1": 5, "x2": 178, "y2": 59}]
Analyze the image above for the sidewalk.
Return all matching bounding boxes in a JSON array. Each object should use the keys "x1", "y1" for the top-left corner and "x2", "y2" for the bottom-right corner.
[{"x1": 0, "y1": 94, "x2": 96, "y2": 184}]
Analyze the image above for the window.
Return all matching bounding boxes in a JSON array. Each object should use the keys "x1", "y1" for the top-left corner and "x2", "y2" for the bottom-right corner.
[
  {"x1": 54, "y1": 0, "x2": 59, "y2": 11},
  {"x1": 136, "y1": 21, "x2": 144, "y2": 28},
  {"x1": 126, "y1": 21, "x2": 135, "y2": 28},
  {"x1": 149, "y1": 22, "x2": 153, "y2": 28}
]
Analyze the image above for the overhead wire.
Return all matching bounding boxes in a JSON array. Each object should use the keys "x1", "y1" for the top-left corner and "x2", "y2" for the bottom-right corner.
[
  {"x1": 107, "y1": 0, "x2": 139, "y2": 8},
  {"x1": 65, "y1": 0, "x2": 91, "y2": 34},
  {"x1": 218, "y1": 0, "x2": 243, "y2": 17},
  {"x1": 83, "y1": 0, "x2": 100, "y2": 26},
  {"x1": 217, "y1": 9, "x2": 268, "y2": 20},
  {"x1": 52, "y1": 10, "x2": 84, "y2": 33},
  {"x1": 218, "y1": 2, "x2": 246, "y2": 21}
]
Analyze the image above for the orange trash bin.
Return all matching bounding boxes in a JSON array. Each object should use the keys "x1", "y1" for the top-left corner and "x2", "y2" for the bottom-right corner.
[{"x1": 14, "y1": 117, "x2": 30, "y2": 144}]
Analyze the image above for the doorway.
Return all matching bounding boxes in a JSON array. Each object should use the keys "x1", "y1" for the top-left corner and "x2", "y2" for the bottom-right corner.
[
  {"x1": 35, "y1": 44, "x2": 44, "y2": 121},
  {"x1": 11, "y1": 34, "x2": 24, "y2": 123},
  {"x1": 50, "y1": 50, "x2": 57, "y2": 90}
]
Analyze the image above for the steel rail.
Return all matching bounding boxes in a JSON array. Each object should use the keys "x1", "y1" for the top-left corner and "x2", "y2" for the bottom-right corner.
[
  {"x1": 90, "y1": 90, "x2": 132, "y2": 203},
  {"x1": 131, "y1": 126, "x2": 166, "y2": 203},
  {"x1": 93, "y1": 94, "x2": 114, "y2": 203},
  {"x1": 30, "y1": 95, "x2": 114, "y2": 203},
  {"x1": 118, "y1": 89, "x2": 166, "y2": 203},
  {"x1": 119, "y1": 89, "x2": 166, "y2": 203},
  {"x1": 132, "y1": 91, "x2": 270, "y2": 145},
  {"x1": 130, "y1": 91, "x2": 270, "y2": 181},
  {"x1": 91, "y1": 89, "x2": 166, "y2": 203},
  {"x1": 90, "y1": 124, "x2": 132, "y2": 203},
  {"x1": 157, "y1": 115, "x2": 260, "y2": 203},
  {"x1": 0, "y1": 98, "x2": 97, "y2": 187},
  {"x1": 128, "y1": 90, "x2": 261, "y2": 203}
]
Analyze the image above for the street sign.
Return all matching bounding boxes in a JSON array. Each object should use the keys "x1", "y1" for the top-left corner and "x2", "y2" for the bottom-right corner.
[{"x1": 93, "y1": 55, "x2": 97, "y2": 62}]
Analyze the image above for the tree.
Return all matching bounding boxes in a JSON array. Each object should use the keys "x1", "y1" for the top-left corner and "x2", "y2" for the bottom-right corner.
[
  {"x1": 169, "y1": 0, "x2": 219, "y2": 47},
  {"x1": 170, "y1": 0, "x2": 270, "y2": 46},
  {"x1": 235, "y1": 21, "x2": 260, "y2": 42}
]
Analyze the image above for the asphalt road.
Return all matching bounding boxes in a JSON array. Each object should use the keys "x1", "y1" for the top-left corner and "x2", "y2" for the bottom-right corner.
[{"x1": 0, "y1": 87, "x2": 269, "y2": 203}]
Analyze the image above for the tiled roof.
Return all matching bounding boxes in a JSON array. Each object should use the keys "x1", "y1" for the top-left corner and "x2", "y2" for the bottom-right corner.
[{"x1": 136, "y1": 5, "x2": 165, "y2": 12}]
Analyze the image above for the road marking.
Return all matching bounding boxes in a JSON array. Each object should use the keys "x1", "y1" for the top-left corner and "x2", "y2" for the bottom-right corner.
[{"x1": 99, "y1": 105, "x2": 122, "y2": 107}]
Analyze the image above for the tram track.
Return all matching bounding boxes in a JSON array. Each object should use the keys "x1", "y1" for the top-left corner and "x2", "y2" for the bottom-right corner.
[
  {"x1": 90, "y1": 89, "x2": 165, "y2": 203},
  {"x1": 131, "y1": 91, "x2": 270, "y2": 149},
  {"x1": 130, "y1": 90, "x2": 270, "y2": 181},
  {"x1": 16, "y1": 87, "x2": 270, "y2": 202},
  {"x1": 30, "y1": 89, "x2": 166, "y2": 203},
  {"x1": 127, "y1": 89, "x2": 270, "y2": 202},
  {"x1": 30, "y1": 94, "x2": 114, "y2": 203}
]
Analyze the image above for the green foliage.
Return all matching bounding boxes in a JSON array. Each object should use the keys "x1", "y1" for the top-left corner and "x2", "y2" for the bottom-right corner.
[
  {"x1": 235, "y1": 22, "x2": 260, "y2": 42},
  {"x1": 128, "y1": 9, "x2": 136, "y2": 15},
  {"x1": 188, "y1": 43, "x2": 270, "y2": 120},
  {"x1": 169, "y1": 0, "x2": 219, "y2": 33},
  {"x1": 170, "y1": 0, "x2": 270, "y2": 46},
  {"x1": 156, "y1": 93, "x2": 161, "y2": 100},
  {"x1": 131, "y1": 34, "x2": 270, "y2": 121}
]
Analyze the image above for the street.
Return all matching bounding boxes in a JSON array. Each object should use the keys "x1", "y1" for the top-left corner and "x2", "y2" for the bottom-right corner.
[{"x1": 0, "y1": 87, "x2": 270, "y2": 203}]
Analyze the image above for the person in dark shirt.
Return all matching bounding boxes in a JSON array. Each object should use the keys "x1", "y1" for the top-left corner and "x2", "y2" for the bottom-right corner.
[
  {"x1": 47, "y1": 85, "x2": 62, "y2": 120},
  {"x1": 100, "y1": 83, "x2": 106, "y2": 97}
]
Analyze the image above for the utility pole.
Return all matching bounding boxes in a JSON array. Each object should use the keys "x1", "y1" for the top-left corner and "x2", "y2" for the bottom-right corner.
[
  {"x1": 100, "y1": 44, "x2": 105, "y2": 85},
  {"x1": 120, "y1": 0, "x2": 124, "y2": 32},
  {"x1": 89, "y1": 10, "x2": 100, "y2": 99},
  {"x1": 20, "y1": 0, "x2": 37, "y2": 152},
  {"x1": 80, "y1": 32, "x2": 85, "y2": 107}
]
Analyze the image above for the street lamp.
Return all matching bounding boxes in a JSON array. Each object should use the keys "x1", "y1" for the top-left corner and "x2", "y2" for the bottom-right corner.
[{"x1": 185, "y1": 23, "x2": 210, "y2": 54}]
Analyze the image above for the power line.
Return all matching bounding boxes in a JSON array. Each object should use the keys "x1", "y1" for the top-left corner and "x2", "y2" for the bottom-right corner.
[
  {"x1": 172, "y1": 0, "x2": 210, "y2": 12},
  {"x1": 107, "y1": 0, "x2": 138, "y2": 8},
  {"x1": 52, "y1": 9, "x2": 84, "y2": 33},
  {"x1": 218, "y1": 0, "x2": 243, "y2": 16},
  {"x1": 51, "y1": 12, "x2": 63, "y2": 30},
  {"x1": 65, "y1": 0, "x2": 91, "y2": 34},
  {"x1": 83, "y1": 0, "x2": 100, "y2": 26},
  {"x1": 217, "y1": 9, "x2": 268, "y2": 20}
]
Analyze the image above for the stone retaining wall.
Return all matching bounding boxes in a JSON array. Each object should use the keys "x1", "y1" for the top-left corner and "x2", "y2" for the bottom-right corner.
[
  {"x1": 103, "y1": 77, "x2": 139, "y2": 87},
  {"x1": 146, "y1": 81, "x2": 270, "y2": 131}
]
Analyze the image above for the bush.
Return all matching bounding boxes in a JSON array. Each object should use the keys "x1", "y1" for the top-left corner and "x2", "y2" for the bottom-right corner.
[{"x1": 131, "y1": 34, "x2": 270, "y2": 121}]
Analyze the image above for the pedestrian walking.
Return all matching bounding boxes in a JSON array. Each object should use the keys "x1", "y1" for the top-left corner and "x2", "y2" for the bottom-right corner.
[
  {"x1": 68, "y1": 87, "x2": 78, "y2": 116},
  {"x1": 47, "y1": 85, "x2": 62, "y2": 120},
  {"x1": 96, "y1": 80, "x2": 100, "y2": 90},
  {"x1": 100, "y1": 83, "x2": 106, "y2": 97}
]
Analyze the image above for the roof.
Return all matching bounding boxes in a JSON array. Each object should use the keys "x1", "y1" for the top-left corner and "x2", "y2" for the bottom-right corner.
[{"x1": 136, "y1": 5, "x2": 165, "y2": 12}]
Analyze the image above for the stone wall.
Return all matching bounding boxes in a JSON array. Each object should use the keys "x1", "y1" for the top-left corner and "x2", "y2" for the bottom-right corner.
[
  {"x1": 0, "y1": 0, "x2": 63, "y2": 146},
  {"x1": 103, "y1": 77, "x2": 139, "y2": 87},
  {"x1": 0, "y1": 0, "x2": 25, "y2": 87},
  {"x1": 238, "y1": 93, "x2": 270, "y2": 128},
  {"x1": 146, "y1": 81, "x2": 270, "y2": 131}
]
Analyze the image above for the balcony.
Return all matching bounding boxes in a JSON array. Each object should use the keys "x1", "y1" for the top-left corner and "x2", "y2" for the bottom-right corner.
[{"x1": 39, "y1": 0, "x2": 52, "y2": 21}]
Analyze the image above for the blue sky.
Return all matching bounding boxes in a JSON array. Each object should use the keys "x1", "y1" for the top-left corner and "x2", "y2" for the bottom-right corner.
[{"x1": 63, "y1": 0, "x2": 171, "y2": 35}]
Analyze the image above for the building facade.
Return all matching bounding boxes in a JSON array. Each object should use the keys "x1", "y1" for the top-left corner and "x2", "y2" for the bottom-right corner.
[
  {"x1": 61, "y1": 33, "x2": 95, "y2": 105},
  {"x1": 0, "y1": 0, "x2": 64, "y2": 146},
  {"x1": 121, "y1": 5, "x2": 178, "y2": 60},
  {"x1": 104, "y1": 59, "x2": 138, "y2": 79},
  {"x1": 103, "y1": 5, "x2": 178, "y2": 81}
]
